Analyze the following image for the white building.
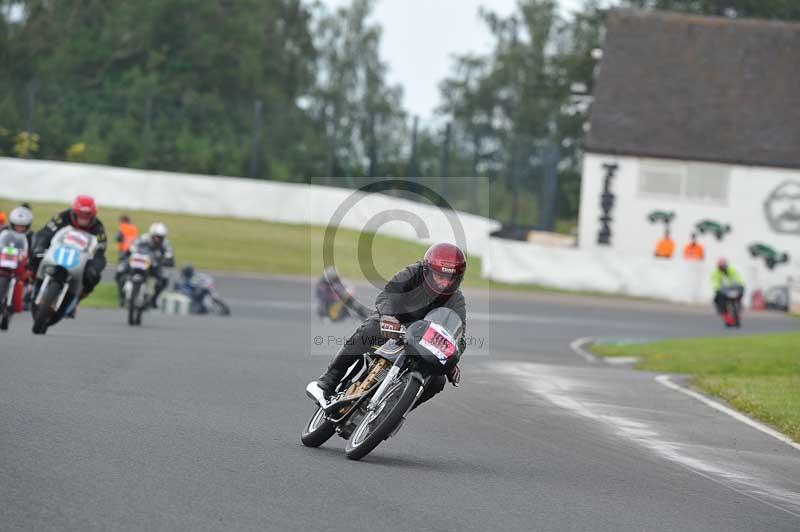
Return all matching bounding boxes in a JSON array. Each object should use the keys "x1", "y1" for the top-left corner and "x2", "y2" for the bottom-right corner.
[{"x1": 486, "y1": 9, "x2": 800, "y2": 305}]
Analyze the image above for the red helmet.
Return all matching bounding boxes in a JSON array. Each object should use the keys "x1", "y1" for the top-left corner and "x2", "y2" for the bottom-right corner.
[
  {"x1": 422, "y1": 243, "x2": 466, "y2": 296},
  {"x1": 71, "y1": 195, "x2": 97, "y2": 229},
  {"x1": 717, "y1": 257, "x2": 728, "y2": 270}
]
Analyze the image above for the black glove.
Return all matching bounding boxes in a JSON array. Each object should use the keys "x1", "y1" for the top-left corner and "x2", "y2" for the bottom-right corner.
[
  {"x1": 447, "y1": 364, "x2": 461, "y2": 387},
  {"x1": 380, "y1": 315, "x2": 401, "y2": 340},
  {"x1": 83, "y1": 263, "x2": 101, "y2": 290}
]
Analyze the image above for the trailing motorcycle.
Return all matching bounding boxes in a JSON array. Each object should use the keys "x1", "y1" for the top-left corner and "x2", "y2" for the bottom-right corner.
[
  {"x1": 122, "y1": 250, "x2": 156, "y2": 326},
  {"x1": 302, "y1": 307, "x2": 463, "y2": 460},
  {"x1": 0, "y1": 230, "x2": 28, "y2": 331},
  {"x1": 719, "y1": 283, "x2": 744, "y2": 328},
  {"x1": 32, "y1": 226, "x2": 98, "y2": 335}
]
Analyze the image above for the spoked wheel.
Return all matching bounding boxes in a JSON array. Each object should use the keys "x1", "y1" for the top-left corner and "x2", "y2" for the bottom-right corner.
[
  {"x1": 345, "y1": 373, "x2": 421, "y2": 461},
  {"x1": 32, "y1": 282, "x2": 61, "y2": 335},
  {"x1": 0, "y1": 277, "x2": 9, "y2": 331},
  {"x1": 301, "y1": 406, "x2": 336, "y2": 448},
  {"x1": 128, "y1": 281, "x2": 142, "y2": 326}
]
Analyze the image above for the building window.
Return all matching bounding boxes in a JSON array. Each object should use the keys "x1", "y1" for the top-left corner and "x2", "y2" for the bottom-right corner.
[{"x1": 638, "y1": 160, "x2": 729, "y2": 203}]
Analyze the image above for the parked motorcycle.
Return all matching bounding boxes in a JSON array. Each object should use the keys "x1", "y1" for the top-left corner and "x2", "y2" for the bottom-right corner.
[
  {"x1": 0, "y1": 230, "x2": 28, "y2": 331},
  {"x1": 32, "y1": 227, "x2": 98, "y2": 335},
  {"x1": 303, "y1": 307, "x2": 463, "y2": 460},
  {"x1": 122, "y1": 250, "x2": 156, "y2": 326},
  {"x1": 719, "y1": 283, "x2": 744, "y2": 328}
]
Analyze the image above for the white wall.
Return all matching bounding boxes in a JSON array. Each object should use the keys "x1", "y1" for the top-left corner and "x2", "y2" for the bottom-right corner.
[
  {"x1": 0, "y1": 157, "x2": 500, "y2": 257},
  {"x1": 482, "y1": 237, "x2": 711, "y2": 304},
  {"x1": 578, "y1": 152, "x2": 800, "y2": 296}
]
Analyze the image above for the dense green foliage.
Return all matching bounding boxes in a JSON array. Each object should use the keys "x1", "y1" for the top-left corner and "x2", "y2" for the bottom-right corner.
[{"x1": 0, "y1": 0, "x2": 797, "y2": 227}]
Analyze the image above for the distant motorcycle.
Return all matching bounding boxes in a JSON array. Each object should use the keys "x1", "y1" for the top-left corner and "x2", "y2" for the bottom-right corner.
[
  {"x1": 122, "y1": 250, "x2": 156, "y2": 326},
  {"x1": 719, "y1": 283, "x2": 744, "y2": 328},
  {"x1": 175, "y1": 272, "x2": 230, "y2": 316},
  {"x1": 0, "y1": 230, "x2": 29, "y2": 331},
  {"x1": 303, "y1": 307, "x2": 463, "y2": 460},
  {"x1": 316, "y1": 269, "x2": 370, "y2": 322},
  {"x1": 32, "y1": 226, "x2": 98, "y2": 335}
]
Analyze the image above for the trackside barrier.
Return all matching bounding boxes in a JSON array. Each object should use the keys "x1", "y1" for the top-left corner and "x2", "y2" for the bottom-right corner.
[{"x1": 0, "y1": 158, "x2": 500, "y2": 257}]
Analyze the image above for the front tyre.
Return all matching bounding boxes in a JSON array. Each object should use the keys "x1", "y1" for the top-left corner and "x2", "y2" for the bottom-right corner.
[
  {"x1": 0, "y1": 277, "x2": 10, "y2": 331},
  {"x1": 301, "y1": 407, "x2": 336, "y2": 448},
  {"x1": 345, "y1": 373, "x2": 421, "y2": 461},
  {"x1": 33, "y1": 281, "x2": 62, "y2": 335},
  {"x1": 128, "y1": 280, "x2": 142, "y2": 326}
]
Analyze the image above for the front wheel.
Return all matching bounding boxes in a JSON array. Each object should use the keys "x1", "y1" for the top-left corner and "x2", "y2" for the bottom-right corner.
[
  {"x1": 301, "y1": 407, "x2": 337, "y2": 448},
  {"x1": 345, "y1": 373, "x2": 421, "y2": 461},
  {"x1": 0, "y1": 277, "x2": 10, "y2": 331},
  {"x1": 128, "y1": 280, "x2": 142, "y2": 326},
  {"x1": 33, "y1": 281, "x2": 62, "y2": 335}
]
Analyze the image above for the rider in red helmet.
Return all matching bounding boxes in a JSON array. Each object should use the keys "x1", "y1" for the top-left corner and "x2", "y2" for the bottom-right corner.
[
  {"x1": 311, "y1": 243, "x2": 468, "y2": 407},
  {"x1": 29, "y1": 195, "x2": 108, "y2": 322}
]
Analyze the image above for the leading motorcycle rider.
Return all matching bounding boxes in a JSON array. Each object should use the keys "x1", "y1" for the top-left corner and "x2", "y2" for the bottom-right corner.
[
  {"x1": 28, "y1": 195, "x2": 108, "y2": 320},
  {"x1": 312, "y1": 243, "x2": 467, "y2": 408}
]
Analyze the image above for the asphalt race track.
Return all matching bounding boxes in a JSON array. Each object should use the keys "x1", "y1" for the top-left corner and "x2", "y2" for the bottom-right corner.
[{"x1": 2, "y1": 275, "x2": 799, "y2": 531}]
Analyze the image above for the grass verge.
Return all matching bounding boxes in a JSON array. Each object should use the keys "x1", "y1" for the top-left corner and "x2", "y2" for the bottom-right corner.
[
  {"x1": 592, "y1": 333, "x2": 800, "y2": 442},
  {"x1": 81, "y1": 282, "x2": 119, "y2": 309}
]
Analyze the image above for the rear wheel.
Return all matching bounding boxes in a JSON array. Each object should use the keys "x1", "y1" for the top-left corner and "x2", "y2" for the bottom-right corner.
[
  {"x1": 301, "y1": 407, "x2": 337, "y2": 448},
  {"x1": 345, "y1": 373, "x2": 421, "y2": 461},
  {"x1": 33, "y1": 281, "x2": 62, "y2": 335}
]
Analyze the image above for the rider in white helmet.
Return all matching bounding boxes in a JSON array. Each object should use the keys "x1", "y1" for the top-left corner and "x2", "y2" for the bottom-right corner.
[
  {"x1": 116, "y1": 222, "x2": 175, "y2": 307},
  {"x1": 1, "y1": 206, "x2": 34, "y2": 313},
  {"x1": 7, "y1": 206, "x2": 34, "y2": 250}
]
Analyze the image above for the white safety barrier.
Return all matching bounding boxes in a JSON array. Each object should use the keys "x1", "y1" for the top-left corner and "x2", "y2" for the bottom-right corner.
[
  {"x1": 0, "y1": 158, "x2": 500, "y2": 257},
  {"x1": 481, "y1": 237, "x2": 794, "y2": 305}
]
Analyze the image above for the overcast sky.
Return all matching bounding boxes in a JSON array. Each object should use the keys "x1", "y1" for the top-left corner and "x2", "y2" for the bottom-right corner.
[{"x1": 321, "y1": 0, "x2": 592, "y2": 120}]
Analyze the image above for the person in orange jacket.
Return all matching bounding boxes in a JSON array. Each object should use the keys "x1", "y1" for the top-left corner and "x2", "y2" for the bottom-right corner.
[
  {"x1": 683, "y1": 232, "x2": 705, "y2": 261},
  {"x1": 654, "y1": 228, "x2": 675, "y2": 259},
  {"x1": 116, "y1": 214, "x2": 138, "y2": 259}
]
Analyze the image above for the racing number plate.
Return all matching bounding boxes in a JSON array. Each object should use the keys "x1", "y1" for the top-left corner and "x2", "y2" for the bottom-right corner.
[
  {"x1": 64, "y1": 230, "x2": 90, "y2": 250},
  {"x1": 130, "y1": 254, "x2": 151, "y2": 270},
  {"x1": 419, "y1": 323, "x2": 457, "y2": 364},
  {"x1": 0, "y1": 246, "x2": 20, "y2": 269}
]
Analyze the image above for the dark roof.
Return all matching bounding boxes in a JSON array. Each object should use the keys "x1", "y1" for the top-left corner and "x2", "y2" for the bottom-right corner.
[{"x1": 586, "y1": 9, "x2": 800, "y2": 169}]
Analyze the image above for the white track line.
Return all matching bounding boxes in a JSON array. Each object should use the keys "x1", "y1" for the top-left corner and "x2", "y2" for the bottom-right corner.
[
  {"x1": 655, "y1": 375, "x2": 800, "y2": 452},
  {"x1": 568, "y1": 337, "x2": 599, "y2": 363}
]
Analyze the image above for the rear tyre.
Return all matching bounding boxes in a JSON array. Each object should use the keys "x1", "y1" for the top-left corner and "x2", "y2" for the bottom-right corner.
[
  {"x1": 32, "y1": 282, "x2": 61, "y2": 335},
  {"x1": 301, "y1": 407, "x2": 337, "y2": 448},
  {"x1": 345, "y1": 374, "x2": 421, "y2": 461}
]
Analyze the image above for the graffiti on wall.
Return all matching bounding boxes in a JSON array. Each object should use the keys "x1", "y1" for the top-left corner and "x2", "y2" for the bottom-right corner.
[
  {"x1": 597, "y1": 163, "x2": 618, "y2": 245},
  {"x1": 748, "y1": 242, "x2": 790, "y2": 270},
  {"x1": 695, "y1": 219, "x2": 731, "y2": 241},
  {"x1": 764, "y1": 181, "x2": 800, "y2": 235}
]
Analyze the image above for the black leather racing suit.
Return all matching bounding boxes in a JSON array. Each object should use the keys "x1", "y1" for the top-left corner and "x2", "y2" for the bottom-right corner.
[
  {"x1": 30, "y1": 209, "x2": 108, "y2": 294},
  {"x1": 320, "y1": 262, "x2": 467, "y2": 406}
]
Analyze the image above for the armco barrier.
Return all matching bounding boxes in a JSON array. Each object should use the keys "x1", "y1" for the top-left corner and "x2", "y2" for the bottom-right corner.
[{"x1": 0, "y1": 157, "x2": 500, "y2": 257}]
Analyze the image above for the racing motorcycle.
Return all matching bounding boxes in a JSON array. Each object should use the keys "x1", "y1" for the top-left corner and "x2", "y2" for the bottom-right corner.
[
  {"x1": 302, "y1": 307, "x2": 463, "y2": 460},
  {"x1": 0, "y1": 230, "x2": 28, "y2": 331},
  {"x1": 32, "y1": 226, "x2": 98, "y2": 335},
  {"x1": 719, "y1": 283, "x2": 744, "y2": 328},
  {"x1": 122, "y1": 250, "x2": 156, "y2": 326},
  {"x1": 175, "y1": 272, "x2": 230, "y2": 316}
]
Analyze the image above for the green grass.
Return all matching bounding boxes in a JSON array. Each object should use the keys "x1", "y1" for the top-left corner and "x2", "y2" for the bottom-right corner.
[
  {"x1": 1, "y1": 197, "x2": 634, "y2": 299},
  {"x1": 81, "y1": 282, "x2": 119, "y2": 309},
  {"x1": 592, "y1": 333, "x2": 800, "y2": 441}
]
